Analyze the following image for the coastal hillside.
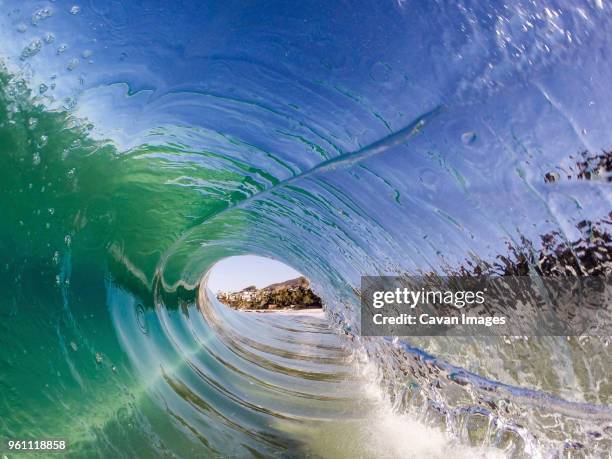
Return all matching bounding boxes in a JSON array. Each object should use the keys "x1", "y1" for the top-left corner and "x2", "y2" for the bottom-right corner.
[{"x1": 217, "y1": 277, "x2": 323, "y2": 310}]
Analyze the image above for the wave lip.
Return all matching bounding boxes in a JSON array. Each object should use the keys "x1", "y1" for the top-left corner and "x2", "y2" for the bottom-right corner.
[{"x1": 1, "y1": 0, "x2": 612, "y2": 457}]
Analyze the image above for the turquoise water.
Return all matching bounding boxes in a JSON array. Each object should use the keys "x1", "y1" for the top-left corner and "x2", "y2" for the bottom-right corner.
[{"x1": 1, "y1": 0, "x2": 611, "y2": 457}]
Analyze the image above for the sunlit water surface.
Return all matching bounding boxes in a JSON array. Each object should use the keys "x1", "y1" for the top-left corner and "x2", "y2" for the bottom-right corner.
[{"x1": 0, "y1": 0, "x2": 611, "y2": 457}]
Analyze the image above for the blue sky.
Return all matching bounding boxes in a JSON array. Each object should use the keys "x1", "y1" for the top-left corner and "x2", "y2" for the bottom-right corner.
[{"x1": 207, "y1": 255, "x2": 303, "y2": 293}]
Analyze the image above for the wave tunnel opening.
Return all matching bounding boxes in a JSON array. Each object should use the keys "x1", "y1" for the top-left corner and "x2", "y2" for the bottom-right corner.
[{"x1": 1, "y1": 1, "x2": 611, "y2": 458}]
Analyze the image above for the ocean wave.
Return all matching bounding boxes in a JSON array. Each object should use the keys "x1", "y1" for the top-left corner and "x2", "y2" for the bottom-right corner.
[{"x1": 1, "y1": 1, "x2": 611, "y2": 457}]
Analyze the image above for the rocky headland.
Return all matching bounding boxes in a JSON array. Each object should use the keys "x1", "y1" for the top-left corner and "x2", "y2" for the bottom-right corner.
[{"x1": 217, "y1": 276, "x2": 323, "y2": 311}]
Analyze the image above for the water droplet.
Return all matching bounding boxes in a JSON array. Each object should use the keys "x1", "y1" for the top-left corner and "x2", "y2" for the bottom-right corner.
[
  {"x1": 95, "y1": 352, "x2": 103, "y2": 363},
  {"x1": 38, "y1": 135, "x2": 48, "y2": 148},
  {"x1": 32, "y1": 152, "x2": 41, "y2": 165},
  {"x1": 419, "y1": 168, "x2": 438, "y2": 189},
  {"x1": 67, "y1": 168, "x2": 76, "y2": 178},
  {"x1": 48, "y1": 207, "x2": 55, "y2": 215},
  {"x1": 32, "y1": 7, "x2": 53, "y2": 25},
  {"x1": 461, "y1": 131, "x2": 477, "y2": 145},
  {"x1": 63, "y1": 97, "x2": 77, "y2": 110},
  {"x1": 369, "y1": 61, "x2": 392, "y2": 83},
  {"x1": 66, "y1": 58, "x2": 79, "y2": 71},
  {"x1": 70, "y1": 5, "x2": 81, "y2": 15},
  {"x1": 64, "y1": 235, "x2": 71, "y2": 246},
  {"x1": 81, "y1": 49, "x2": 92, "y2": 59},
  {"x1": 52, "y1": 251, "x2": 60, "y2": 264},
  {"x1": 545, "y1": 171, "x2": 560, "y2": 183},
  {"x1": 39, "y1": 83, "x2": 48, "y2": 94},
  {"x1": 16, "y1": 23, "x2": 27, "y2": 33},
  {"x1": 21, "y1": 38, "x2": 43, "y2": 59},
  {"x1": 56, "y1": 43, "x2": 68, "y2": 55},
  {"x1": 70, "y1": 341, "x2": 78, "y2": 351},
  {"x1": 43, "y1": 32, "x2": 55, "y2": 44},
  {"x1": 28, "y1": 117, "x2": 38, "y2": 129}
]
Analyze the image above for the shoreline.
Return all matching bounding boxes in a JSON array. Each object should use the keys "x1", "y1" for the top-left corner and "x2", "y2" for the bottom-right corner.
[{"x1": 237, "y1": 307, "x2": 324, "y2": 315}]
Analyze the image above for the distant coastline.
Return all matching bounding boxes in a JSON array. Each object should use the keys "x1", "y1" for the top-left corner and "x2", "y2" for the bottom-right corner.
[{"x1": 216, "y1": 277, "x2": 323, "y2": 311}]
